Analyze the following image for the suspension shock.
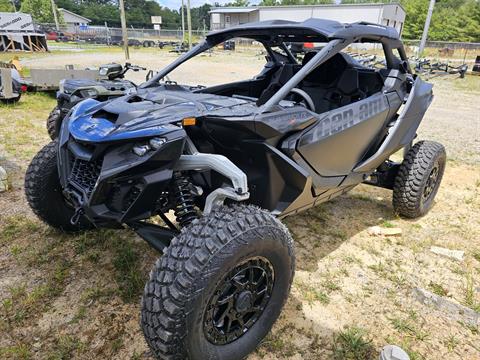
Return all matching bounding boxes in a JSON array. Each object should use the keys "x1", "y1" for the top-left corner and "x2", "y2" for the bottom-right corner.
[{"x1": 172, "y1": 172, "x2": 198, "y2": 227}]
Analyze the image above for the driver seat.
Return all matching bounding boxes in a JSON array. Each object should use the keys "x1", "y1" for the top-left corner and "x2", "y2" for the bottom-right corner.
[
  {"x1": 300, "y1": 52, "x2": 361, "y2": 112},
  {"x1": 256, "y1": 64, "x2": 296, "y2": 106}
]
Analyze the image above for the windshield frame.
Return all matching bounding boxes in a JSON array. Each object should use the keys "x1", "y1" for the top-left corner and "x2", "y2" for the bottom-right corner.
[{"x1": 139, "y1": 35, "x2": 307, "y2": 90}]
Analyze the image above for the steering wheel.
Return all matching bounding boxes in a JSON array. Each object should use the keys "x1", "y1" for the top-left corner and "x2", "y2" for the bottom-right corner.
[{"x1": 288, "y1": 88, "x2": 316, "y2": 112}]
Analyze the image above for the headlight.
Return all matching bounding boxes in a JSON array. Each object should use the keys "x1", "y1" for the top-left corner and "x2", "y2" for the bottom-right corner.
[
  {"x1": 132, "y1": 144, "x2": 150, "y2": 156},
  {"x1": 149, "y1": 137, "x2": 166, "y2": 149},
  {"x1": 132, "y1": 137, "x2": 166, "y2": 156},
  {"x1": 80, "y1": 89, "x2": 98, "y2": 98}
]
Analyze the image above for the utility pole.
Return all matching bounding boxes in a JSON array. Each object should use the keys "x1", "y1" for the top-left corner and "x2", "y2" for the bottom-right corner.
[
  {"x1": 181, "y1": 0, "x2": 185, "y2": 44},
  {"x1": 50, "y1": 0, "x2": 60, "y2": 31},
  {"x1": 119, "y1": 0, "x2": 130, "y2": 60},
  {"x1": 418, "y1": 0, "x2": 435, "y2": 57},
  {"x1": 105, "y1": 21, "x2": 109, "y2": 46},
  {"x1": 186, "y1": 0, "x2": 192, "y2": 49}
]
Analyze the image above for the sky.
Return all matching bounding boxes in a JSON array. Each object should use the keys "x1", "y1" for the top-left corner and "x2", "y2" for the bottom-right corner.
[{"x1": 157, "y1": 0, "x2": 260, "y2": 10}]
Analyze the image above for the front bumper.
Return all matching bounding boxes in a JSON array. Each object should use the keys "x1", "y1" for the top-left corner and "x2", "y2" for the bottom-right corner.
[{"x1": 57, "y1": 121, "x2": 186, "y2": 227}]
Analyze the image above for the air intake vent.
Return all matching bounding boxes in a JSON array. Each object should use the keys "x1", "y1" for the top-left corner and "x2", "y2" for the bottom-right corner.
[{"x1": 93, "y1": 110, "x2": 118, "y2": 123}]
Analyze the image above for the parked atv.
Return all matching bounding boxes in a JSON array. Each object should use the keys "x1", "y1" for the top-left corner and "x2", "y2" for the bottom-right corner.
[
  {"x1": 46, "y1": 62, "x2": 146, "y2": 139},
  {"x1": 26, "y1": 19, "x2": 446, "y2": 360}
]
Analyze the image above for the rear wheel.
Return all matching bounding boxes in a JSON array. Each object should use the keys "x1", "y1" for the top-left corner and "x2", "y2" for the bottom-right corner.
[
  {"x1": 24, "y1": 140, "x2": 93, "y2": 232},
  {"x1": 393, "y1": 141, "x2": 446, "y2": 218},
  {"x1": 141, "y1": 204, "x2": 295, "y2": 360},
  {"x1": 46, "y1": 106, "x2": 63, "y2": 140}
]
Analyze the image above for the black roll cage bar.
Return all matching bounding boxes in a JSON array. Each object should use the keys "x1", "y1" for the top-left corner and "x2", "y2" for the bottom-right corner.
[{"x1": 140, "y1": 31, "x2": 410, "y2": 113}]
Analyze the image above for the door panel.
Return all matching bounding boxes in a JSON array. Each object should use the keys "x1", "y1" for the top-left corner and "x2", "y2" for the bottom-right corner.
[{"x1": 297, "y1": 92, "x2": 390, "y2": 176}]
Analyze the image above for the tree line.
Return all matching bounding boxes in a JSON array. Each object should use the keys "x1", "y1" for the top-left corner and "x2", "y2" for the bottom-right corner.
[{"x1": 0, "y1": 0, "x2": 478, "y2": 42}]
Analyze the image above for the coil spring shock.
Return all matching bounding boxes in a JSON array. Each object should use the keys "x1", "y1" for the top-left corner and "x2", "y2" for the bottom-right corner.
[{"x1": 173, "y1": 172, "x2": 198, "y2": 227}]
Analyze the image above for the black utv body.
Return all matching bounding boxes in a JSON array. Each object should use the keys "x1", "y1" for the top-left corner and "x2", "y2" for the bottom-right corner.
[
  {"x1": 26, "y1": 19, "x2": 446, "y2": 360},
  {"x1": 46, "y1": 63, "x2": 145, "y2": 139}
]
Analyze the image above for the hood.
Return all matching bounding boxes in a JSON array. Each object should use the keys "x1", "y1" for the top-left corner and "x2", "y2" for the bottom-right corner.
[
  {"x1": 68, "y1": 87, "x2": 258, "y2": 143},
  {"x1": 63, "y1": 78, "x2": 135, "y2": 94}
]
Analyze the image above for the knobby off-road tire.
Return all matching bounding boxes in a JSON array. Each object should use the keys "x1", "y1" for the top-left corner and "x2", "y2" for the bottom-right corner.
[
  {"x1": 141, "y1": 204, "x2": 295, "y2": 360},
  {"x1": 393, "y1": 141, "x2": 446, "y2": 218},
  {"x1": 46, "y1": 106, "x2": 63, "y2": 140},
  {"x1": 24, "y1": 140, "x2": 93, "y2": 232}
]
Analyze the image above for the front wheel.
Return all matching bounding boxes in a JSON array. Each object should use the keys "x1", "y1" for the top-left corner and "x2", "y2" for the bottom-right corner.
[
  {"x1": 24, "y1": 140, "x2": 93, "y2": 232},
  {"x1": 46, "y1": 106, "x2": 63, "y2": 140},
  {"x1": 393, "y1": 141, "x2": 446, "y2": 218},
  {"x1": 141, "y1": 204, "x2": 295, "y2": 360}
]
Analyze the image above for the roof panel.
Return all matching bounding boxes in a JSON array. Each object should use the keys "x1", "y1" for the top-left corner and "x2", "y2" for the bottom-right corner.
[{"x1": 206, "y1": 18, "x2": 399, "y2": 42}]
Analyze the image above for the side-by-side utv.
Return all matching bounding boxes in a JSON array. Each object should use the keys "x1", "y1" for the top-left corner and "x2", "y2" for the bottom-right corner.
[
  {"x1": 25, "y1": 19, "x2": 446, "y2": 360},
  {"x1": 46, "y1": 63, "x2": 145, "y2": 139}
]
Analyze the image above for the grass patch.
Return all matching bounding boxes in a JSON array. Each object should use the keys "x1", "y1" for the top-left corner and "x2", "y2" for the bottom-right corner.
[
  {"x1": 113, "y1": 239, "x2": 145, "y2": 303},
  {"x1": 47, "y1": 335, "x2": 85, "y2": 360},
  {"x1": 322, "y1": 278, "x2": 341, "y2": 292},
  {"x1": 450, "y1": 74, "x2": 480, "y2": 93},
  {"x1": 0, "y1": 93, "x2": 55, "y2": 161},
  {"x1": 333, "y1": 326, "x2": 375, "y2": 360},
  {"x1": 295, "y1": 279, "x2": 330, "y2": 305},
  {"x1": 428, "y1": 281, "x2": 449, "y2": 297},
  {"x1": 389, "y1": 316, "x2": 429, "y2": 341},
  {"x1": 257, "y1": 331, "x2": 298, "y2": 358},
  {"x1": 81, "y1": 286, "x2": 115, "y2": 304},
  {"x1": 71, "y1": 305, "x2": 87, "y2": 323},
  {"x1": 472, "y1": 250, "x2": 480, "y2": 263},
  {"x1": 0, "y1": 343, "x2": 31, "y2": 360},
  {"x1": 464, "y1": 270, "x2": 480, "y2": 312},
  {"x1": 1, "y1": 260, "x2": 71, "y2": 328},
  {"x1": 0, "y1": 215, "x2": 42, "y2": 245},
  {"x1": 444, "y1": 335, "x2": 459, "y2": 352},
  {"x1": 380, "y1": 220, "x2": 395, "y2": 228}
]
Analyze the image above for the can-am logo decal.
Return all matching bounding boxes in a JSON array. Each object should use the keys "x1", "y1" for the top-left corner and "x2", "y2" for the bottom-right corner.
[{"x1": 301, "y1": 93, "x2": 389, "y2": 144}]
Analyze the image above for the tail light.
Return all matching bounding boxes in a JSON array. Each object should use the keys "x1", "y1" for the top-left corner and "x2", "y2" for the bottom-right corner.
[{"x1": 20, "y1": 85, "x2": 27, "y2": 93}]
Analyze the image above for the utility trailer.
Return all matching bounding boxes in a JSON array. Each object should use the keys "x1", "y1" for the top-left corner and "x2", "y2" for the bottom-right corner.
[{"x1": 27, "y1": 66, "x2": 107, "y2": 91}]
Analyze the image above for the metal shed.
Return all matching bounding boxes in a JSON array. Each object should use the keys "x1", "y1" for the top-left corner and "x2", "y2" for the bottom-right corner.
[{"x1": 210, "y1": 3, "x2": 406, "y2": 36}]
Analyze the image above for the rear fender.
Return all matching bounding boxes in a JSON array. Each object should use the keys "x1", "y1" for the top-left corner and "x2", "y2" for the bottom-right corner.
[{"x1": 354, "y1": 77, "x2": 433, "y2": 173}]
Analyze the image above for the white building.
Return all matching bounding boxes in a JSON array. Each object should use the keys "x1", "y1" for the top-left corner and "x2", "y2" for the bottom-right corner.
[
  {"x1": 58, "y1": 8, "x2": 91, "y2": 32},
  {"x1": 210, "y1": 3, "x2": 406, "y2": 35}
]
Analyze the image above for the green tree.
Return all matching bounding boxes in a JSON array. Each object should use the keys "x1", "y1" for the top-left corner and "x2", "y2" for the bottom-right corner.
[
  {"x1": 191, "y1": 3, "x2": 212, "y2": 30},
  {"x1": 259, "y1": 0, "x2": 278, "y2": 5},
  {"x1": 20, "y1": 0, "x2": 58, "y2": 23},
  {"x1": 0, "y1": 0, "x2": 15, "y2": 12},
  {"x1": 401, "y1": 0, "x2": 480, "y2": 41},
  {"x1": 226, "y1": 0, "x2": 250, "y2": 6}
]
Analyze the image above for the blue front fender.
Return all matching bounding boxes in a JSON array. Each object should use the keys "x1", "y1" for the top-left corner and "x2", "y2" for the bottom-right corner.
[{"x1": 67, "y1": 99, "x2": 179, "y2": 143}]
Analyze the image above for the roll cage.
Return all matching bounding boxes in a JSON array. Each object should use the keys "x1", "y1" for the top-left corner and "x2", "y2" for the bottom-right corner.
[{"x1": 140, "y1": 18, "x2": 411, "y2": 113}]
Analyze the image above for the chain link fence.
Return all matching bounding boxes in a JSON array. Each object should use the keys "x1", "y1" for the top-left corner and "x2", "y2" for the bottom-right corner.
[
  {"x1": 35, "y1": 23, "x2": 207, "y2": 45},
  {"x1": 33, "y1": 22, "x2": 480, "y2": 59}
]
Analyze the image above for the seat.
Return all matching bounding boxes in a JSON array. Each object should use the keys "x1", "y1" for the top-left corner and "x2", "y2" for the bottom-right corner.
[
  {"x1": 256, "y1": 64, "x2": 297, "y2": 106},
  {"x1": 299, "y1": 52, "x2": 367, "y2": 112}
]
